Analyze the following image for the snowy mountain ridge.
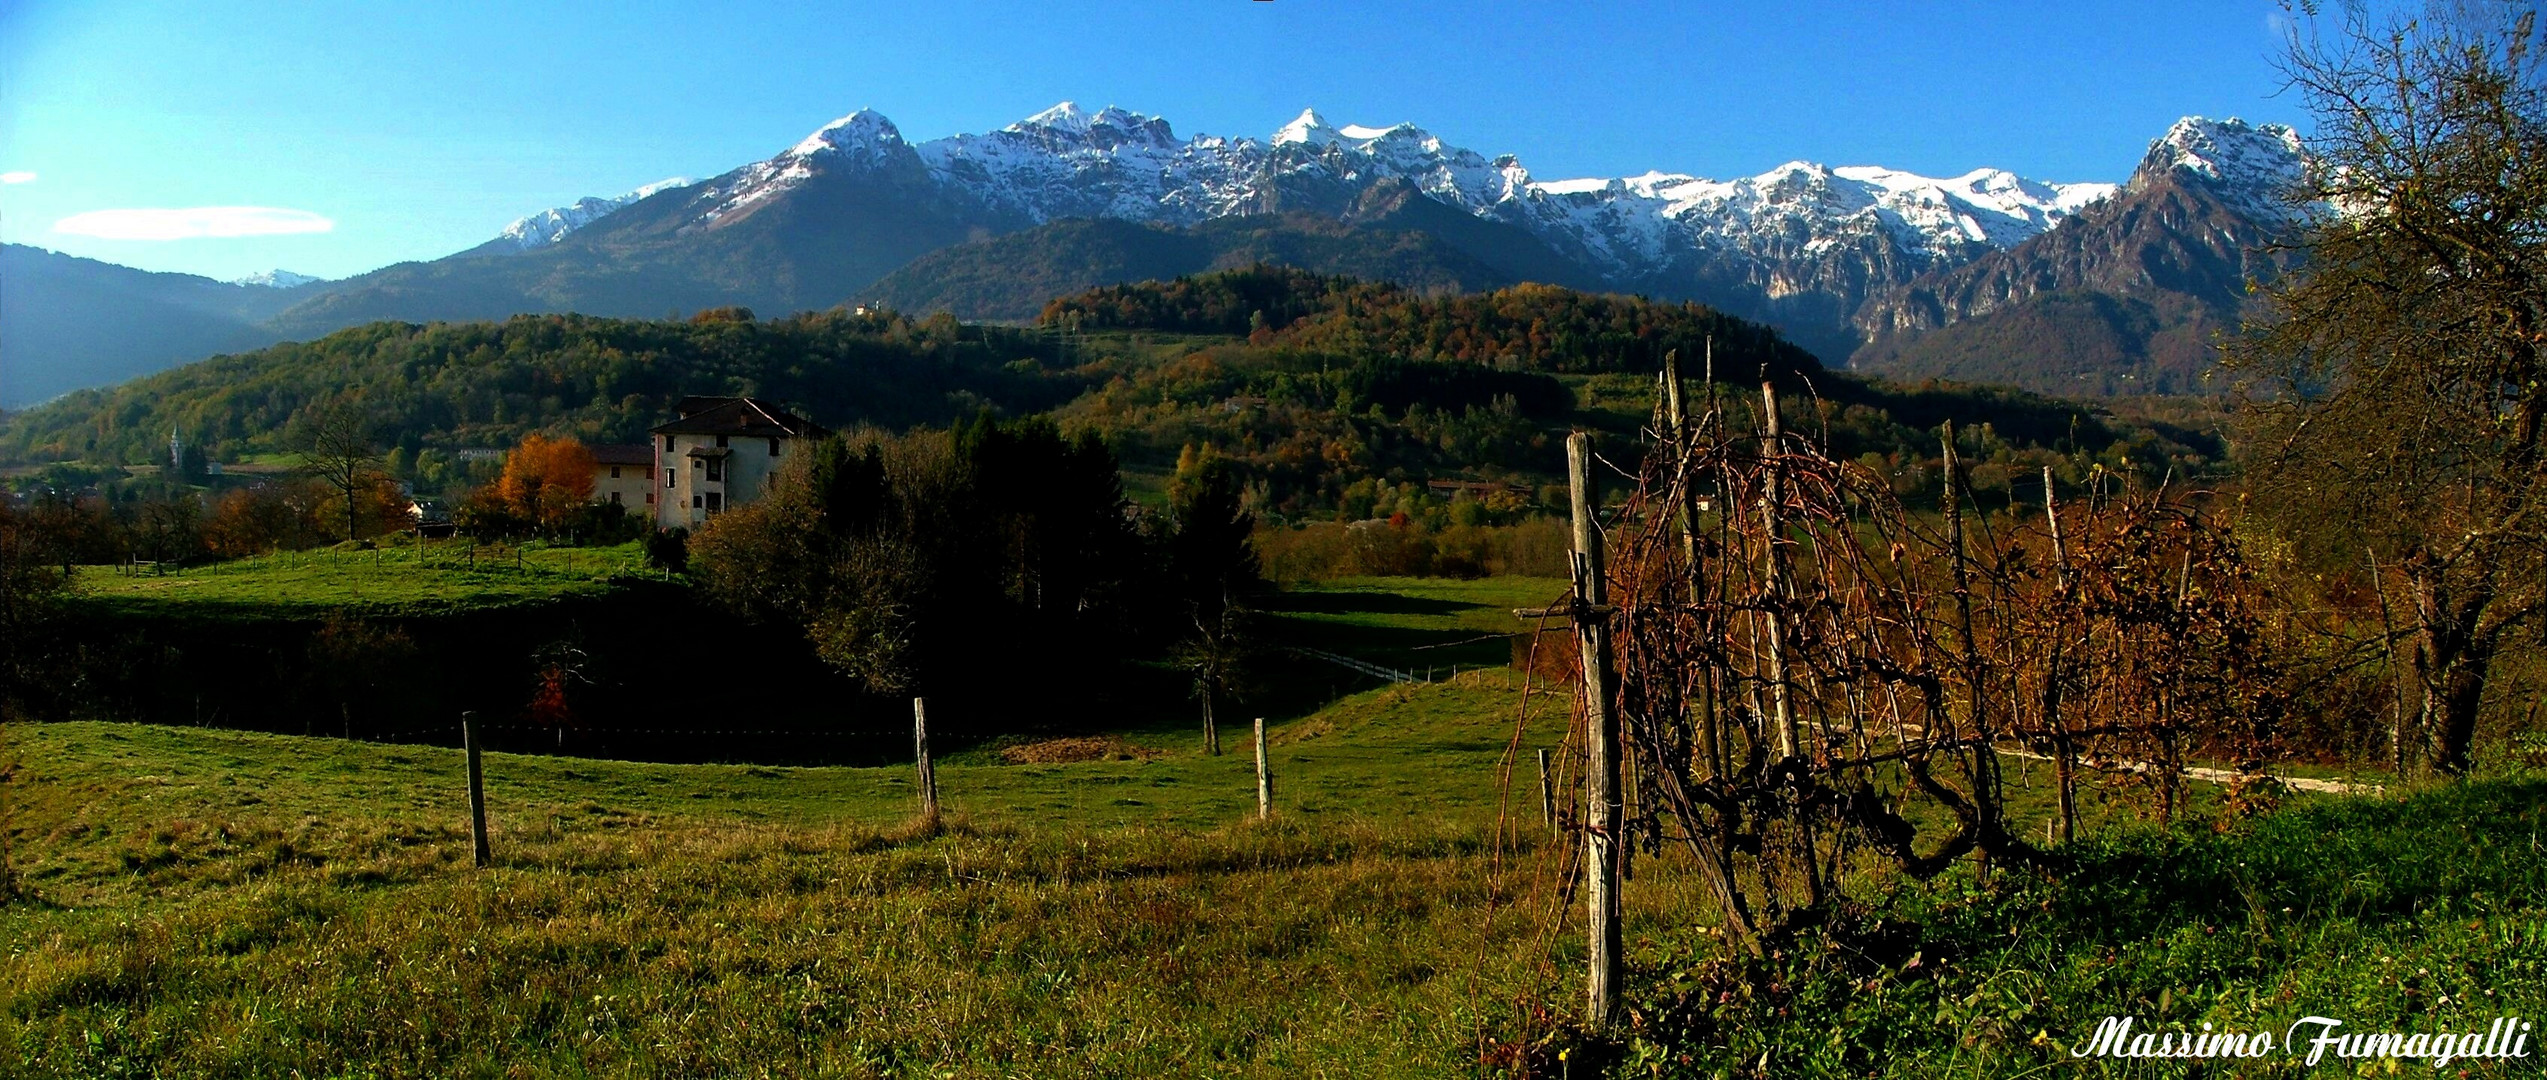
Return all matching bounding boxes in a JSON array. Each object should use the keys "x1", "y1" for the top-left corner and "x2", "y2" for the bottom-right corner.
[
  {"x1": 495, "y1": 176, "x2": 694, "y2": 251},
  {"x1": 470, "y1": 104, "x2": 2311, "y2": 360},
  {"x1": 494, "y1": 102, "x2": 2144, "y2": 272}
]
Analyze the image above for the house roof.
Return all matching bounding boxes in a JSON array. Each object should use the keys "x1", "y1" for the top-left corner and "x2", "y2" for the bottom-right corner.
[
  {"x1": 650, "y1": 396, "x2": 823, "y2": 438},
  {"x1": 590, "y1": 443, "x2": 653, "y2": 466}
]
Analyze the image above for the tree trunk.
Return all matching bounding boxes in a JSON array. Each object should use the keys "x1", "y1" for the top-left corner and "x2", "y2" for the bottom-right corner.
[
  {"x1": 2423, "y1": 642, "x2": 2495, "y2": 775},
  {"x1": 2412, "y1": 567, "x2": 2498, "y2": 776},
  {"x1": 1201, "y1": 690, "x2": 1219, "y2": 756}
]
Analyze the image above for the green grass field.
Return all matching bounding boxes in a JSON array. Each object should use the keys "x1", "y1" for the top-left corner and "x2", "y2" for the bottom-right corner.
[
  {"x1": 0, "y1": 676, "x2": 1632, "y2": 1078},
  {"x1": 1265, "y1": 576, "x2": 1569, "y2": 677},
  {"x1": 8, "y1": 568, "x2": 2543, "y2": 1077},
  {"x1": 66, "y1": 540, "x2": 655, "y2": 620}
]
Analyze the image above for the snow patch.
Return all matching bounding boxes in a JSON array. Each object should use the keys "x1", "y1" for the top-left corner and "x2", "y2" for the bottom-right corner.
[{"x1": 231, "y1": 269, "x2": 323, "y2": 288}]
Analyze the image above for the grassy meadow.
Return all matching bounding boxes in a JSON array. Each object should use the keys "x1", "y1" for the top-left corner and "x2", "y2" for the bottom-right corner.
[
  {"x1": 5, "y1": 567, "x2": 2544, "y2": 1077},
  {"x1": 0, "y1": 678, "x2": 1635, "y2": 1078},
  {"x1": 66, "y1": 540, "x2": 656, "y2": 621}
]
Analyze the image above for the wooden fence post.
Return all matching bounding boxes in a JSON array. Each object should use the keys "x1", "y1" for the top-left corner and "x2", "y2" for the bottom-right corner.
[
  {"x1": 912, "y1": 697, "x2": 940, "y2": 822},
  {"x1": 1567, "y1": 431, "x2": 1623, "y2": 1029},
  {"x1": 462, "y1": 711, "x2": 490, "y2": 868},
  {"x1": 1253, "y1": 717, "x2": 1271, "y2": 820}
]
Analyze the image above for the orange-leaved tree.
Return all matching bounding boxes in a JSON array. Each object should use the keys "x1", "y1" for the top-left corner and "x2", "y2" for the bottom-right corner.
[{"x1": 497, "y1": 434, "x2": 598, "y2": 534}]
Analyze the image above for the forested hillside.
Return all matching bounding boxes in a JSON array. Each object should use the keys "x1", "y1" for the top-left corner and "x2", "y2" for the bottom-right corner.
[
  {"x1": 1, "y1": 269, "x2": 2224, "y2": 523},
  {"x1": 0, "y1": 308, "x2": 1078, "y2": 466},
  {"x1": 1044, "y1": 266, "x2": 1821, "y2": 377}
]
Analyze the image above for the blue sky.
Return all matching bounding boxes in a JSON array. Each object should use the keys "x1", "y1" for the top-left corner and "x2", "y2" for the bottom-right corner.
[{"x1": 0, "y1": 0, "x2": 2313, "y2": 282}]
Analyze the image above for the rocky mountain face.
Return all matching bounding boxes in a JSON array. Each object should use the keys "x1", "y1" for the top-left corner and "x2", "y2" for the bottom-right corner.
[
  {"x1": 1848, "y1": 118, "x2": 2311, "y2": 395},
  {"x1": 865, "y1": 178, "x2": 1604, "y2": 321}
]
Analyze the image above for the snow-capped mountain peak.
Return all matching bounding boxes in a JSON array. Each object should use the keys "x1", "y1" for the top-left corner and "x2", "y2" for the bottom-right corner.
[
  {"x1": 494, "y1": 177, "x2": 693, "y2": 252},
  {"x1": 787, "y1": 109, "x2": 908, "y2": 163},
  {"x1": 2131, "y1": 116, "x2": 2311, "y2": 223},
  {"x1": 1014, "y1": 101, "x2": 1094, "y2": 131},
  {"x1": 686, "y1": 110, "x2": 923, "y2": 226},
  {"x1": 230, "y1": 269, "x2": 322, "y2": 288},
  {"x1": 1011, "y1": 101, "x2": 1162, "y2": 136},
  {"x1": 1272, "y1": 108, "x2": 1339, "y2": 146},
  {"x1": 1004, "y1": 102, "x2": 1178, "y2": 148},
  {"x1": 1270, "y1": 110, "x2": 1445, "y2": 155}
]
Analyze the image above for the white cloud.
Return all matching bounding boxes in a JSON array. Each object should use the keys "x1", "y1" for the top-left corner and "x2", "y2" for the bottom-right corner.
[
  {"x1": 52, "y1": 206, "x2": 334, "y2": 241},
  {"x1": 0, "y1": 171, "x2": 34, "y2": 184}
]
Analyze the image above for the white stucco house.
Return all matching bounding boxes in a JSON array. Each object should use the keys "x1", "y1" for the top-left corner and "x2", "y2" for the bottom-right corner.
[{"x1": 649, "y1": 396, "x2": 823, "y2": 530}]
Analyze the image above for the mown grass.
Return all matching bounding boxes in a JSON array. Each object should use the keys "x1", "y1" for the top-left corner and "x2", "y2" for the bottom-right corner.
[{"x1": 65, "y1": 540, "x2": 655, "y2": 620}]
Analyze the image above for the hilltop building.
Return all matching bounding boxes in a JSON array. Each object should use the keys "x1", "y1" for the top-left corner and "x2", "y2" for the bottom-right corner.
[{"x1": 649, "y1": 396, "x2": 823, "y2": 529}]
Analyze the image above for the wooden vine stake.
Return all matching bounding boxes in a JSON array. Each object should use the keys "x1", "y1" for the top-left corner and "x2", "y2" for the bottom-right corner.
[
  {"x1": 2042, "y1": 464, "x2": 2079, "y2": 842},
  {"x1": 1566, "y1": 431, "x2": 1623, "y2": 1028},
  {"x1": 1757, "y1": 378, "x2": 1798, "y2": 759},
  {"x1": 1662, "y1": 346, "x2": 1723, "y2": 779},
  {"x1": 1536, "y1": 747, "x2": 1557, "y2": 837}
]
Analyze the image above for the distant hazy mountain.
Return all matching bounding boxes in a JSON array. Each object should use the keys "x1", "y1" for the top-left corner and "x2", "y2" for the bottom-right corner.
[
  {"x1": 1849, "y1": 119, "x2": 2312, "y2": 395},
  {"x1": 0, "y1": 245, "x2": 316, "y2": 408}
]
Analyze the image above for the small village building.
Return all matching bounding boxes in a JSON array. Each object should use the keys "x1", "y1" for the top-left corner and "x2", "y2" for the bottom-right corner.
[
  {"x1": 589, "y1": 444, "x2": 656, "y2": 511},
  {"x1": 650, "y1": 396, "x2": 823, "y2": 530}
]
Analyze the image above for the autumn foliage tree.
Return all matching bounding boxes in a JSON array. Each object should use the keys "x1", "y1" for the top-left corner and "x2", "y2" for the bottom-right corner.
[{"x1": 496, "y1": 435, "x2": 598, "y2": 534}]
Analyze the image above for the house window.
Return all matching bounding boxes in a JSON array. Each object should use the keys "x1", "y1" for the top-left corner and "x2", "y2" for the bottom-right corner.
[
  {"x1": 705, "y1": 492, "x2": 723, "y2": 514},
  {"x1": 646, "y1": 492, "x2": 656, "y2": 505},
  {"x1": 716, "y1": 435, "x2": 729, "y2": 448},
  {"x1": 768, "y1": 438, "x2": 781, "y2": 457},
  {"x1": 664, "y1": 435, "x2": 675, "y2": 453},
  {"x1": 705, "y1": 457, "x2": 724, "y2": 482},
  {"x1": 610, "y1": 491, "x2": 622, "y2": 505},
  {"x1": 692, "y1": 494, "x2": 703, "y2": 509},
  {"x1": 665, "y1": 469, "x2": 675, "y2": 488},
  {"x1": 610, "y1": 466, "x2": 622, "y2": 479}
]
